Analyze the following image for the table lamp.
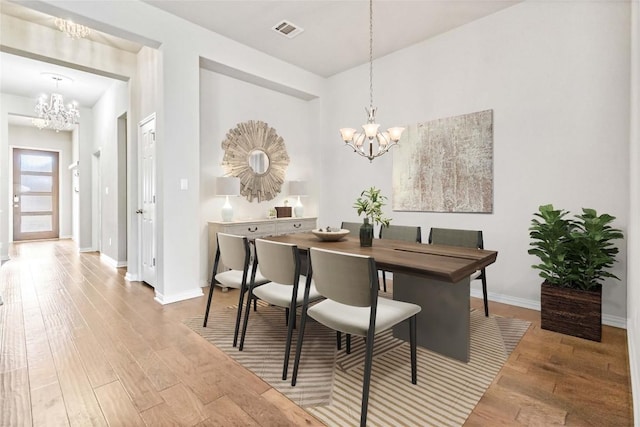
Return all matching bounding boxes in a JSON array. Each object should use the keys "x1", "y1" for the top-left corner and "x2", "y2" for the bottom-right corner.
[
  {"x1": 217, "y1": 176, "x2": 240, "y2": 222},
  {"x1": 289, "y1": 180, "x2": 308, "y2": 218}
]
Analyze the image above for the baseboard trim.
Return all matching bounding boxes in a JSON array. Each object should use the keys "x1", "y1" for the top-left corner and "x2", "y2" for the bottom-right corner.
[
  {"x1": 125, "y1": 272, "x2": 140, "y2": 282},
  {"x1": 470, "y1": 288, "x2": 627, "y2": 329},
  {"x1": 100, "y1": 253, "x2": 117, "y2": 268},
  {"x1": 154, "y1": 288, "x2": 204, "y2": 305},
  {"x1": 628, "y1": 322, "x2": 639, "y2": 426},
  {"x1": 78, "y1": 247, "x2": 95, "y2": 253}
]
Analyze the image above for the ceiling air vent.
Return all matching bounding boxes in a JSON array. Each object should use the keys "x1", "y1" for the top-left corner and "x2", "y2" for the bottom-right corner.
[{"x1": 272, "y1": 20, "x2": 304, "y2": 39}]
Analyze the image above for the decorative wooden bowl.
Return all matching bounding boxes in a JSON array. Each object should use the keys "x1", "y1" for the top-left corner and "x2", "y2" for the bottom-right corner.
[{"x1": 311, "y1": 228, "x2": 350, "y2": 242}]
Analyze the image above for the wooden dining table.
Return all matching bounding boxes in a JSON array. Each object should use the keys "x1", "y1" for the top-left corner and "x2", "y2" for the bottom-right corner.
[{"x1": 264, "y1": 232, "x2": 498, "y2": 362}]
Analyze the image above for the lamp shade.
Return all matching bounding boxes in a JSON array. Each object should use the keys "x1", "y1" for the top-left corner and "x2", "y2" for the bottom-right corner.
[
  {"x1": 216, "y1": 176, "x2": 240, "y2": 196},
  {"x1": 289, "y1": 180, "x2": 308, "y2": 196}
]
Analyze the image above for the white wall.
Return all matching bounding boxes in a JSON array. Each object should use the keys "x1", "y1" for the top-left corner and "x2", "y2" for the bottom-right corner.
[
  {"x1": 199, "y1": 69, "x2": 321, "y2": 285},
  {"x1": 8, "y1": 124, "x2": 73, "y2": 239},
  {"x1": 628, "y1": 0, "x2": 639, "y2": 422},
  {"x1": 92, "y1": 80, "x2": 129, "y2": 265},
  {"x1": 36, "y1": 0, "x2": 325, "y2": 304},
  {"x1": 321, "y1": 1, "x2": 631, "y2": 323}
]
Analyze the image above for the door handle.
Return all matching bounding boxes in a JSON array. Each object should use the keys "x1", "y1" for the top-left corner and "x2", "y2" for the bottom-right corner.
[{"x1": 136, "y1": 209, "x2": 143, "y2": 214}]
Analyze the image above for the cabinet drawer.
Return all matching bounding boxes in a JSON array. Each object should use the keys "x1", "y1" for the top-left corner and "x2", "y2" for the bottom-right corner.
[
  {"x1": 276, "y1": 218, "x2": 317, "y2": 234},
  {"x1": 223, "y1": 222, "x2": 276, "y2": 238}
]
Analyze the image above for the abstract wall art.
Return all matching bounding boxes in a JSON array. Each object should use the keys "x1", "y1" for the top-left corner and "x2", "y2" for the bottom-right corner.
[{"x1": 392, "y1": 109, "x2": 493, "y2": 213}]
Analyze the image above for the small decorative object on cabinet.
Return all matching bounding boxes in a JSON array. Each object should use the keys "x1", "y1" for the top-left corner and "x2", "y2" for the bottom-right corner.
[
  {"x1": 528, "y1": 204, "x2": 623, "y2": 341},
  {"x1": 275, "y1": 206, "x2": 292, "y2": 218},
  {"x1": 353, "y1": 187, "x2": 391, "y2": 247}
]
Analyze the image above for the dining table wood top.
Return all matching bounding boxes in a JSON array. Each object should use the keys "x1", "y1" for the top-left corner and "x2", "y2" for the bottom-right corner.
[{"x1": 263, "y1": 232, "x2": 498, "y2": 284}]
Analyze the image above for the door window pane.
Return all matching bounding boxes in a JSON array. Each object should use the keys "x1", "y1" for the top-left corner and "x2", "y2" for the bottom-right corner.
[
  {"x1": 21, "y1": 215, "x2": 52, "y2": 233},
  {"x1": 21, "y1": 154, "x2": 53, "y2": 173},
  {"x1": 21, "y1": 195, "x2": 52, "y2": 212},
  {"x1": 20, "y1": 175, "x2": 53, "y2": 193}
]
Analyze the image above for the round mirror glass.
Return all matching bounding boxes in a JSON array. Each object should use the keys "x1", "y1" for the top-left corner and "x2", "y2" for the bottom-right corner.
[{"x1": 248, "y1": 149, "x2": 270, "y2": 175}]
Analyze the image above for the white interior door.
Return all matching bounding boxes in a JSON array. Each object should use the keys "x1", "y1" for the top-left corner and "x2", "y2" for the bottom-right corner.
[{"x1": 139, "y1": 115, "x2": 157, "y2": 287}]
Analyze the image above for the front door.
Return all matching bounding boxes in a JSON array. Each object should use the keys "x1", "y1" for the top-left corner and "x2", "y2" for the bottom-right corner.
[{"x1": 13, "y1": 148, "x2": 59, "y2": 241}]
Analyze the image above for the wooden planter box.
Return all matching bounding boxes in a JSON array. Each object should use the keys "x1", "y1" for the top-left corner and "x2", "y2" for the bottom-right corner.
[{"x1": 540, "y1": 281, "x2": 602, "y2": 342}]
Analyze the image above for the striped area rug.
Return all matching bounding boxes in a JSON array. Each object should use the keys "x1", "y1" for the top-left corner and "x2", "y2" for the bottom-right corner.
[{"x1": 185, "y1": 304, "x2": 530, "y2": 427}]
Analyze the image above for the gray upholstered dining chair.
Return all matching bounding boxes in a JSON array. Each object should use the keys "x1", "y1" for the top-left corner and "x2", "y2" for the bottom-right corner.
[
  {"x1": 378, "y1": 224, "x2": 422, "y2": 292},
  {"x1": 238, "y1": 238, "x2": 322, "y2": 380},
  {"x1": 291, "y1": 247, "x2": 421, "y2": 427},
  {"x1": 202, "y1": 232, "x2": 270, "y2": 347},
  {"x1": 428, "y1": 227, "x2": 489, "y2": 316},
  {"x1": 340, "y1": 221, "x2": 362, "y2": 235}
]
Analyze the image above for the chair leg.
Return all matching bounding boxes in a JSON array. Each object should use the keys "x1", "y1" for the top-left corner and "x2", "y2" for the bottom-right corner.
[
  {"x1": 285, "y1": 308, "x2": 289, "y2": 326},
  {"x1": 336, "y1": 331, "x2": 342, "y2": 350},
  {"x1": 202, "y1": 283, "x2": 216, "y2": 327},
  {"x1": 254, "y1": 297, "x2": 257, "y2": 311},
  {"x1": 232, "y1": 285, "x2": 246, "y2": 347},
  {"x1": 282, "y1": 300, "x2": 297, "y2": 380},
  {"x1": 238, "y1": 286, "x2": 255, "y2": 351},
  {"x1": 382, "y1": 271, "x2": 387, "y2": 292},
  {"x1": 346, "y1": 333, "x2": 351, "y2": 354},
  {"x1": 359, "y1": 329, "x2": 375, "y2": 427},
  {"x1": 481, "y1": 270, "x2": 489, "y2": 317},
  {"x1": 410, "y1": 315, "x2": 417, "y2": 384},
  {"x1": 291, "y1": 304, "x2": 309, "y2": 387}
]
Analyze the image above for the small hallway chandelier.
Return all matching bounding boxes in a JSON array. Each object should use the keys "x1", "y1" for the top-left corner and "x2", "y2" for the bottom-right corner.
[
  {"x1": 339, "y1": 0, "x2": 404, "y2": 162},
  {"x1": 54, "y1": 18, "x2": 91, "y2": 39},
  {"x1": 33, "y1": 74, "x2": 80, "y2": 132}
]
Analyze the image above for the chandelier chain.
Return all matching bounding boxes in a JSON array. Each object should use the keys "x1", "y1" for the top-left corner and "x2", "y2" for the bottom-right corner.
[
  {"x1": 369, "y1": 0, "x2": 374, "y2": 110},
  {"x1": 337, "y1": 0, "x2": 405, "y2": 162}
]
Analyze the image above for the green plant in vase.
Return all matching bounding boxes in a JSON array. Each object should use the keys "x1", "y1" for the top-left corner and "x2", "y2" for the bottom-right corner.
[{"x1": 353, "y1": 187, "x2": 391, "y2": 247}]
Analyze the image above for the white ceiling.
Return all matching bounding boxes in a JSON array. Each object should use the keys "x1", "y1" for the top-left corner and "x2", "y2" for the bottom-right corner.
[
  {"x1": 0, "y1": 52, "x2": 120, "y2": 108},
  {"x1": 142, "y1": 0, "x2": 521, "y2": 78},
  {"x1": 0, "y1": 0, "x2": 521, "y2": 116}
]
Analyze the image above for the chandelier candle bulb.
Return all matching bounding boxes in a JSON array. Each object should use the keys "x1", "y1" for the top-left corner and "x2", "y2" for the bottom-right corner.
[
  {"x1": 363, "y1": 123, "x2": 380, "y2": 138},
  {"x1": 387, "y1": 127, "x2": 405, "y2": 142},
  {"x1": 340, "y1": 128, "x2": 357, "y2": 142}
]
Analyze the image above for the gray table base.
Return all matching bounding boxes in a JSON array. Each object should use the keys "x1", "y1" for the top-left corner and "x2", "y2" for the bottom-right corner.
[{"x1": 392, "y1": 272, "x2": 470, "y2": 363}]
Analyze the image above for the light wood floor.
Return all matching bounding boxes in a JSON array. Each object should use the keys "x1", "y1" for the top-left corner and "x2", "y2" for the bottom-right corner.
[{"x1": 0, "y1": 240, "x2": 633, "y2": 426}]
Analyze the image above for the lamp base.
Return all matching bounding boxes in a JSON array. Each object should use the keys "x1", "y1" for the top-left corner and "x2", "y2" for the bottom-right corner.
[
  {"x1": 222, "y1": 196, "x2": 233, "y2": 222},
  {"x1": 294, "y1": 196, "x2": 304, "y2": 218}
]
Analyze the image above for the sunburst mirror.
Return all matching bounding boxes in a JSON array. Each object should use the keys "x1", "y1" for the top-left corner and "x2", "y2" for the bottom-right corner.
[{"x1": 221, "y1": 120, "x2": 290, "y2": 202}]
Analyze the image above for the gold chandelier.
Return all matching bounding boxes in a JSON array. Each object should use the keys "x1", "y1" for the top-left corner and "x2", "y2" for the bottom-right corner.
[{"x1": 339, "y1": 0, "x2": 404, "y2": 162}]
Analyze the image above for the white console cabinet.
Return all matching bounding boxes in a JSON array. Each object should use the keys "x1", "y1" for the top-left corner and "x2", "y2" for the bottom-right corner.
[{"x1": 207, "y1": 217, "x2": 317, "y2": 285}]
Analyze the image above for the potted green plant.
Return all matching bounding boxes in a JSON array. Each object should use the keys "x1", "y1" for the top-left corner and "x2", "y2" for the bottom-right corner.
[
  {"x1": 528, "y1": 204, "x2": 623, "y2": 341},
  {"x1": 353, "y1": 187, "x2": 391, "y2": 247}
]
